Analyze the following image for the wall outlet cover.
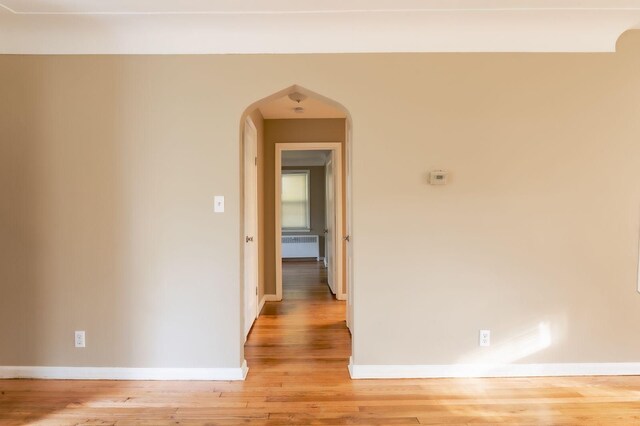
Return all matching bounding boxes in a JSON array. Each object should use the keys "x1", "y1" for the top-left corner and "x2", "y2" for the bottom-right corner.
[
  {"x1": 75, "y1": 331, "x2": 86, "y2": 348},
  {"x1": 479, "y1": 329, "x2": 491, "y2": 347}
]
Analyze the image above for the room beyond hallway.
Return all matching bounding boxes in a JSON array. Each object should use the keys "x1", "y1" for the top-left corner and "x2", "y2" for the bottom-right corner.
[{"x1": 244, "y1": 260, "x2": 350, "y2": 378}]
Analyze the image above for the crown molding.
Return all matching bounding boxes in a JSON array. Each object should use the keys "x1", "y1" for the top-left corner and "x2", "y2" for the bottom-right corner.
[
  {"x1": 0, "y1": 2, "x2": 639, "y2": 53},
  {"x1": 4, "y1": 1, "x2": 640, "y2": 15}
]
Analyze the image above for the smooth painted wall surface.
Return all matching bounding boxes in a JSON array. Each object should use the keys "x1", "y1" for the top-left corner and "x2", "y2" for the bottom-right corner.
[
  {"x1": 1, "y1": 32, "x2": 640, "y2": 369},
  {"x1": 263, "y1": 119, "x2": 346, "y2": 296},
  {"x1": 0, "y1": 56, "x2": 242, "y2": 368},
  {"x1": 282, "y1": 165, "x2": 326, "y2": 258}
]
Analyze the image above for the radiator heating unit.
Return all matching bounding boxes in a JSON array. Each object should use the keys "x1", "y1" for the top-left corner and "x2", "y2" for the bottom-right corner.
[{"x1": 282, "y1": 235, "x2": 319, "y2": 260}]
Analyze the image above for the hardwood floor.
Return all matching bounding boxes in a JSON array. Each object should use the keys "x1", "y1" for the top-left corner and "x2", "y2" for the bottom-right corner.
[{"x1": 3, "y1": 260, "x2": 640, "y2": 425}]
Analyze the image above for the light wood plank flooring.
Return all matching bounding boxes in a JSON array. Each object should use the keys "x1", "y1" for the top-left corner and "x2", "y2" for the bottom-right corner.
[{"x1": 2, "y1": 260, "x2": 640, "y2": 425}]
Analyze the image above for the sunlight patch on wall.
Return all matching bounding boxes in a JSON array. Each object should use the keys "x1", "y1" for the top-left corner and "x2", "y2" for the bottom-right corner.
[{"x1": 456, "y1": 317, "x2": 566, "y2": 371}]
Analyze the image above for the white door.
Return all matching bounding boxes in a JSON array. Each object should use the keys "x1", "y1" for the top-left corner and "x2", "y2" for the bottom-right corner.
[
  {"x1": 325, "y1": 154, "x2": 336, "y2": 294},
  {"x1": 345, "y1": 121, "x2": 353, "y2": 331},
  {"x1": 244, "y1": 118, "x2": 258, "y2": 339}
]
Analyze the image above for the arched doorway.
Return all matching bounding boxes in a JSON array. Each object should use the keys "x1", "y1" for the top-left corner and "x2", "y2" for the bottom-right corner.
[{"x1": 239, "y1": 85, "x2": 354, "y2": 376}]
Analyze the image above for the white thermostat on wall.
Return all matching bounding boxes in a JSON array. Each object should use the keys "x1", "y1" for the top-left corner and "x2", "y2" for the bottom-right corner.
[{"x1": 429, "y1": 170, "x2": 449, "y2": 185}]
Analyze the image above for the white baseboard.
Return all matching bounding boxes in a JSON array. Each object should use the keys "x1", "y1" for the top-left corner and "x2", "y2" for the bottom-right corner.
[
  {"x1": 264, "y1": 294, "x2": 280, "y2": 302},
  {"x1": 258, "y1": 296, "x2": 266, "y2": 316},
  {"x1": 0, "y1": 360, "x2": 249, "y2": 381},
  {"x1": 348, "y1": 360, "x2": 640, "y2": 379}
]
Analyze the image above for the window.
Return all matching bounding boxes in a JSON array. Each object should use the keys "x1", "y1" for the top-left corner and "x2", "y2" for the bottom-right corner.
[{"x1": 281, "y1": 170, "x2": 310, "y2": 231}]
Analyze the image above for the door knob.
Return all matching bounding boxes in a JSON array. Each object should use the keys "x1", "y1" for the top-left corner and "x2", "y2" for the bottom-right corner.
[{"x1": 246, "y1": 236, "x2": 254, "y2": 243}]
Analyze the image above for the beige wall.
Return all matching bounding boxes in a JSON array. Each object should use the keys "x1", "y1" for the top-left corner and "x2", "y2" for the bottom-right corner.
[
  {"x1": 262, "y1": 119, "x2": 346, "y2": 295},
  {"x1": 2, "y1": 32, "x2": 640, "y2": 369},
  {"x1": 0, "y1": 56, "x2": 243, "y2": 367},
  {"x1": 282, "y1": 165, "x2": 326, "y2": 258}
]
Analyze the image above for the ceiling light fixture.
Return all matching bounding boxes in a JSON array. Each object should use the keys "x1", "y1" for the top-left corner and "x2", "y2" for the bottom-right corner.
[{"x1": 288, "y1": 92, "x2": 307, "y2": 104}]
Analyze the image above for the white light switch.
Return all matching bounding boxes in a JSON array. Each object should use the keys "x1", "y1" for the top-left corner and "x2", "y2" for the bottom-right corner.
[{"x1": 214, "y1": 196, "x2": 225, "y2": 213}]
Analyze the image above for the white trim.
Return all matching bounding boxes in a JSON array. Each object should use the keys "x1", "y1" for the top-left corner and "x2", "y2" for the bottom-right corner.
[
  {"x1": 243, "y1": 116, "x2": 260, "y2": 339},
  {"x1": 326, "y1": 277, "x2": 336, "y2": 295},
  {"x1": 282, "y1": 158, "x2": 329, "y2": 167},
  {"x1": 348, "y1": 362, "x2": 640, "y2": 379},
  {"x1": 337, "y1": 288, "x2": 347, "y2": 301},
  {"x1": 264, "y1": 294, "x2": 280, "y2": 302},
  {"x1": 344, "y1": 118, "x2": 353, "y2": 332},
  {"x1": 275, "y1": 143, "x2": 344, "y2": 302},
  {"x1": 0, "y1": 361, "x2": 249, "y2": 381},
  {"x1": 258, "y1": 295, "x2": 266, "y2": 316},
  {"x1": 1, "y1": 6, "x2": 639, "y2": 54},
  {"x1": 6, "y1": 2, "x2": 640, "y2": 15},
  {"x1": 637, "y1": 209, "x2": 640, "y2": 293}
]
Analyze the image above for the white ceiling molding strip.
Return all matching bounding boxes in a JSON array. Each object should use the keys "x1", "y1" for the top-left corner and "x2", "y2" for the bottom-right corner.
[
  {"x1": 0, "y1": 1, "x2": 639, "y2": 53},
  {"x1": 4, "y1": 1, "x2": 640, "y2": 14}
]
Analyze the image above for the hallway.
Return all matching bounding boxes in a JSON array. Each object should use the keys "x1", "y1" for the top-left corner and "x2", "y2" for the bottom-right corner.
[{"x1": 244, "y1": 260, "x2": 350, "y2": 379}]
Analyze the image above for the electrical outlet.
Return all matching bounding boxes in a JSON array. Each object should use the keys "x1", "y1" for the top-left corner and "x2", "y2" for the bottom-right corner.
[
  {"x1": 75, "y1": 331, "x2": 86, "y2": 348},
  {"x1": 479, "y1": 329, "x2": 490, "y2": 347}
]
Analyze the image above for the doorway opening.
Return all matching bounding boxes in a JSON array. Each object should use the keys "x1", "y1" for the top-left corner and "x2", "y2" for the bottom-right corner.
[
  {"x1": 276, "y1": 144, "x2": 345, "y2": 303},
  {"x1": 240, "y1": 85, "x2": 354, "y2": 375}
]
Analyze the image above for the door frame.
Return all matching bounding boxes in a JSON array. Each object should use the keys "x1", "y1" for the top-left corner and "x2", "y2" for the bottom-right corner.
[
  {"x1": 243, "y1": 116, "x2": 259, "y2": 340},
  {"x1": 324, "y1": 155, "x2": 336, "y2": 294},
  {"x1": 275, "y1": 142, "x2": 345, "y2": 301}
]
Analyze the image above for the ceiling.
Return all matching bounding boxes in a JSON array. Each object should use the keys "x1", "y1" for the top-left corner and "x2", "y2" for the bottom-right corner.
[
  {"x1": 1, "y1": 1, "x2": 640, "y2": 53},
  {"x1": 259, "y1": 95, "x2": 346, "y2": 120},
  {"x1": 282, "y1": 150, "x2": 330, "y2": 167}
]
